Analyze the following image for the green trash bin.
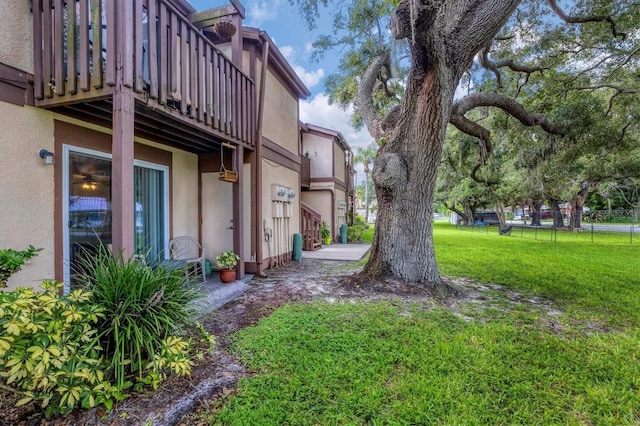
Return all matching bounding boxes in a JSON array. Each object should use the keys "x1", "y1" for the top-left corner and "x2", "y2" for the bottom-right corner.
[
  {"x1": 293, "y1": 233, "x2": 302, "y2": 261},
  {"x1": 340, "y1": 224, "x2": 348, "y2": 244}
]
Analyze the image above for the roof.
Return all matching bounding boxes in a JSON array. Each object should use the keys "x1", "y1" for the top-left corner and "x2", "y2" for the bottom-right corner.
[{"x1": 301, "y1": 122, "x2": 352, "y2": 152}]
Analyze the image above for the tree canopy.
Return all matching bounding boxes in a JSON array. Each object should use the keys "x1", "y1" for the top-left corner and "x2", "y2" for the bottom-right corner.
[{"x1": 290, "y1": 0, "x2": 639, "y2": 288}]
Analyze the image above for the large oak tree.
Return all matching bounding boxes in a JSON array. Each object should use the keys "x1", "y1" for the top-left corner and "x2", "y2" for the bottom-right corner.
[{"x1": 293, "y1": 0, "x2": 637, "y2": 291}]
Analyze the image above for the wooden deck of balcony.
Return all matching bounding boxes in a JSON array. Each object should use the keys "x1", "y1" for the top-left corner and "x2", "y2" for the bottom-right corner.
[{"x1": 33, "y1": 0, "x2": 255, "y2": 152}]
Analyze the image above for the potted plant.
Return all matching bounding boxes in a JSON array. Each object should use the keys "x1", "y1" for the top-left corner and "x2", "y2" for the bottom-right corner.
[
  {"x1": 216, "y1": 250, "x2": 240, "y2": 283},
  {"x1": 321, "y1": 221, "x2": 331, "y2": 245}
]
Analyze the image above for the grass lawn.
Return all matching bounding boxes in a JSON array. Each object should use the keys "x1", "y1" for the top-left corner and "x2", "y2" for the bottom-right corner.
[
  {"x1": 360, "y1": 225, "x2": 375, "y2": 243},
  {"x1": 194, "y1": 223, "x2": 640, "y2": 425}
]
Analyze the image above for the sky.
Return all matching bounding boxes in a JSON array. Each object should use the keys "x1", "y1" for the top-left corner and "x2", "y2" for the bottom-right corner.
[{"x1": 189, "y1": 0, "x2": 375, "y2": 170}]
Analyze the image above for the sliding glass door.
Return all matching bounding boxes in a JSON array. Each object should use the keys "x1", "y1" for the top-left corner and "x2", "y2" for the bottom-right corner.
[
  {"x1": 64, "y1": 147, "x2": 169, "y2": 290},
  {"x1": 134, "y1": 161, "x2": 169, "y2": 264}
]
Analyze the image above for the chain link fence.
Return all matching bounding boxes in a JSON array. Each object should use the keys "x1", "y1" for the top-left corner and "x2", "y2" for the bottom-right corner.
[{"x1": 453, "y1": 209, "x2": 638, "y2": 244}]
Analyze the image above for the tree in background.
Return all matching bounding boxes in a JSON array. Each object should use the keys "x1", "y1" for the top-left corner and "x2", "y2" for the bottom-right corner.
[
  {"x1": 353, "y1": 143, "x2": 379, "y2": 223},
  {"x1": 291, "y1": 0, "x2": 636, "y2": 291}
]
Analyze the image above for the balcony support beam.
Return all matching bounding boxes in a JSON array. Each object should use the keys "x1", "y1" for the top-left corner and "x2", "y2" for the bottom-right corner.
[
  {"x1": 233, "y1": 145, "x2": 245, "y2": 279},
  {"x1": 111, "y1": 1, "x2": 136, "y2": 258}
]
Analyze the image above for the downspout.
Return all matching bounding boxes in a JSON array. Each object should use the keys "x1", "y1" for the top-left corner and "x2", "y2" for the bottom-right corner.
[{"x1": 254, "y1": 35, "x2": 270, "y2": 277}]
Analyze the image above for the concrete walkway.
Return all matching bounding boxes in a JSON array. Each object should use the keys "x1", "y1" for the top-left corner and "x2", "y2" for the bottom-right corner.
[
  {"x1": 192, "y1": 274, "x2": 252, "y2": 317},
  {"x1": 302, "y1": 243, "x2": 371, "y2": 261},
  {"x1": 194, "y1": 244, "x2": 370, "y2": 314}
]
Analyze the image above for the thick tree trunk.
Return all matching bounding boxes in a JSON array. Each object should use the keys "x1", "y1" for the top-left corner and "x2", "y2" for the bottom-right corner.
[
  {"x1": 360, "y1": 0, "x2": 521, "y2": 291},
  {"x1": 495, "y1": 202, "x2": 507, "y2": 228},
  {"x1": 363, "y1": 64, "x2": 455, "y2": 291},
  {"x1": 548, "y1": 198, "x2": 564, "y2": 228},
  {"x1": 462, "y1": 199, "x2": 477, "y2": 226},
  {"x1": 529, "y1": 199, "x2": 543, "y2": 226},
  {"x1": 569, "y1": 183, "x2": 590, "y2": 230}
]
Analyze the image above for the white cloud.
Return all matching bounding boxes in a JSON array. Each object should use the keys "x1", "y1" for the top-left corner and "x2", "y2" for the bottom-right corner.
[
  {"x1": 304, "y1": 42, "x2": 314, "y2": 54},
  {"x1": 300, "y1": 94, "x2": 373, "y2": 150},
  {"x1": 246, "y1": 0, "x2": 283, "y2": 26},
  {"x1": 279, "y1": 45, "x2": 324, "y2": 90},
  {"x1": 279, "y1": 45, "x2": 294, "y2": 59},
  {"x1": 300, "y1": 94, "x2": 378, "y2": 179},
  {"x1": 295, "y1": 66, "x2": 325, "y2": 89}
]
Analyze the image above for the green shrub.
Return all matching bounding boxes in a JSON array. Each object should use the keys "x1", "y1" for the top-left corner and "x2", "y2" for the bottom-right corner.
[
  {"x1": 0, "y1": 246, "x2": 42, "y2": 288},
  {"x1": 347, "y1": 225, "x2": 365, "y2": 242},
  {"x1": 73, "y1": 247, "x2": 203, "y2": 391},
  {"x1": 0, "y1": 280, "x2": 115, "y2": 416},
  {"x1": 321, "y1": 221, "x2": 331, "y2": 239}
]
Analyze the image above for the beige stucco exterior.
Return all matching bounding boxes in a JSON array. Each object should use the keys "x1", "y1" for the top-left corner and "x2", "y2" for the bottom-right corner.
[
  {"x1": 0, "y1": 100, "x2": 203, "y2": 290},
  {"x1": 0, "y1": 0, "x2": 33, "y2": 72},
  {"x1": 0, "y1": 103, "x2": 55, "y2": 290},
  {"x1": 168, "y1": 149, "x2": 200, "y2": 239},
  {"x1": 301, "y1": 190, "x2": 333, "y2": 236},
  {"x1": 201, "y1": 173, "x2": 234, "y2": 263},
  {"x1": 300, "y1": 126, "x2": 353, "y2": 240},
  {"x1": 305, "y1": 133, "x2": 333, "y2": 178},
  {"x1": 261, "y1": 158, "x2": 300, "y2": 261},
  {"x1": 334, "y1": 143, "x2": 346, "y2": 183},
  {"x1": 262, "y1": 71, "x2": 299, "y2": 155}
]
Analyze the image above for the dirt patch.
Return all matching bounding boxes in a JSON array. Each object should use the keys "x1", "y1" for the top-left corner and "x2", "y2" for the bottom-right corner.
[{"x1": 7, "y1": 259, "x2": 576, "y2": 426}]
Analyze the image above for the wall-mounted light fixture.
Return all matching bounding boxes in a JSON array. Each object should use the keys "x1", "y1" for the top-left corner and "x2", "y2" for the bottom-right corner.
[{"x1": 39, "y1": 149, "x2": 54, "y2": 165}]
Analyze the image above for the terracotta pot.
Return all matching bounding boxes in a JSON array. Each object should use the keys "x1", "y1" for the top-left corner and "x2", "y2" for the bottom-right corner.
[{"x1": 219, "y1": 269, "x2": 236, "y2": 283}]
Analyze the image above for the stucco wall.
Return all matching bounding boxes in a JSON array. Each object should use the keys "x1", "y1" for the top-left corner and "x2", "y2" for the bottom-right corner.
[
  {"x1": 262, "y1": 71, "x2": 299, "y2": 155},
  {"x1": 301, "y1": 191, "x2": 334, "y2": 236},
  {"x1": 0, "y1": 103, "x2": 55, "y2": 290},
  {"x1": 303, "y1": 133, "x2": 333, "y2": 178},
  {"x1": 262, "y1": 159, "x2": 300, "y2": 261},
  {"x1": 167, "y1": 149, "x2": 199, "y2": 239},
  {"x1": 334, "y1": 143, "x2": 346, "y2": 183},
  {"x1": 0, "y1": 107, "x2": 201, "y2": 291},
  {"x1": 0, "y1": 0, "x2": 33, "y2": 72},
  {"x1": 201, "y1": 173, "x2": 234, "y2": 263}
]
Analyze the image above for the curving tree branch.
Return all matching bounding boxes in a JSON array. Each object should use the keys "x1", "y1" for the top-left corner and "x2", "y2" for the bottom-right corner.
[
  {"x1": 452, "y1": 92, "x2": 564, "y2": 135},
  {"x1": 355, "y1": 50, "x2": 391, "y2": 141},
  {"x1": 450, "y1": 92, "x2": 565, "y2": 184},
  {"x1": 547, "y1": 0, "x2": 626, "y2": 39},
  {"x1": 449, "y1": 114, "x2": 496, "y2": 185},
  {"x1": 479, "y1": 45, "x2": 548, "y2": 88}
]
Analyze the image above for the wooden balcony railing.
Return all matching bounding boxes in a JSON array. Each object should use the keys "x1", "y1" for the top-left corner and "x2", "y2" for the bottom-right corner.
[
  {"x1": 33, "y1": 0, "x2": 255, "y2": 146},
  {"x1": 300, "y1": 201, "x2": 322, "y2": 251}
]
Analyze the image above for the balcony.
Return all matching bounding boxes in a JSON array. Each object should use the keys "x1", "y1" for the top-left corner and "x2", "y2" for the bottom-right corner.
[{"x1": 32, "y1": 0, "x2": 255, "y2": 151}]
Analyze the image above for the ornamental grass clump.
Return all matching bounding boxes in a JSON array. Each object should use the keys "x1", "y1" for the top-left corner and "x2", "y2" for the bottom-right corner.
[{"x1": 73, "y1": 246, "x2": 204, "y2": 391}]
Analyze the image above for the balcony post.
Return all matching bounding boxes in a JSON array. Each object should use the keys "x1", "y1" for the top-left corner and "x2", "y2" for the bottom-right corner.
[
  {"x1": 233, "y1": 145, "x2": 245, "y2": 278},
  {"x1": 111, "y1": 0, "x2": 135, "y2": 258}
]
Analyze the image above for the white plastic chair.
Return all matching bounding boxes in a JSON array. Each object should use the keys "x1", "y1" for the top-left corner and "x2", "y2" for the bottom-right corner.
[{"x1": 169, "y1": 236, "x2": 206, "y2": 283}]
